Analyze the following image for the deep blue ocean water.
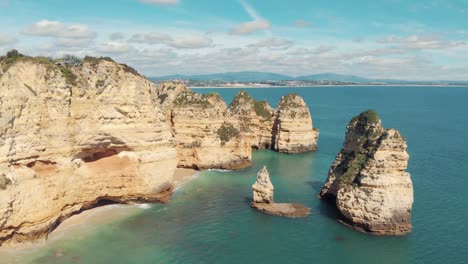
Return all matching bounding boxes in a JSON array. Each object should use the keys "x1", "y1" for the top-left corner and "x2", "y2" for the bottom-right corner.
[{"x1": 4, "y1": 86, "x2": 468, "y2": 264}]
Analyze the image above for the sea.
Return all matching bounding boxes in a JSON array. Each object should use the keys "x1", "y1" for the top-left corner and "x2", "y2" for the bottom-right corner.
[{"x1": 1, "y1": 86, "x2": 467, "y2": 264}]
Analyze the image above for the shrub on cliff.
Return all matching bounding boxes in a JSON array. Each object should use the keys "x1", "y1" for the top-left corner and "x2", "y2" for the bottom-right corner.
[
  {"x1": 62, "y1": 54, "x2": 82, "y2": 67},
  {"x1": 217, "y1": 123, "x2": 240, "y2": 145},
  {"x1": 0, "y1": 174, "x2": 12, "y2": 190}
]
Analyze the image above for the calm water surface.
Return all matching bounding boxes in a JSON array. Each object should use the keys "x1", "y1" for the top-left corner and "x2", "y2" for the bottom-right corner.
[{"x1": 4, "y1": 86, "x2": 468, "y2": 264}]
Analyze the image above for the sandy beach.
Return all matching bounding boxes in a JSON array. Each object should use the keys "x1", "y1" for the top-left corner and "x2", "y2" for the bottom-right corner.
[{"x1": 0, "y1": 168, "x2": 198, "y2": 254}]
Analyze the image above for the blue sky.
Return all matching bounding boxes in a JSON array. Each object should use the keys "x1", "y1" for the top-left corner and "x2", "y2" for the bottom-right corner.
[{"x1": 0, "y1": 0, "x2": 467, "y2": 80}]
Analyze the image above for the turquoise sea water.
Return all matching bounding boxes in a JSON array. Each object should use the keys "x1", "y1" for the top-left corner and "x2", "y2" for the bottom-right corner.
[{"x1": 3, "y1": 86, "x2": 468, "y2": 264}]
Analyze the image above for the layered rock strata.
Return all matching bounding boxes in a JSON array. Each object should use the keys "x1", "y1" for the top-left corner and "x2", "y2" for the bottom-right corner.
[
  {"x1": 0, "y1": 55, "x2": 177, "y2": 246},
  {"x1": 156, "y1": 86, "x2": 319, "y2": 169},
  {"x1": 274, "y1": 94, "x2": 319, "y2": 153},
  {"x1": 320, "y1": 110, "x2": 413, "y2": 235},
  {"x1": 251, "y1": 166, "x2": 310, "y2": 218}
]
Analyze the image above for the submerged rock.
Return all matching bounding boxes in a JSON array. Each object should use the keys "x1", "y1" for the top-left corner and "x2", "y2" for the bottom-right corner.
[
  {"x1": 251, "y1": 166, "x2": 310, "y2": 218},
  {"x1": 319, "y1": 110, "x2": 413, "y2": 236}
]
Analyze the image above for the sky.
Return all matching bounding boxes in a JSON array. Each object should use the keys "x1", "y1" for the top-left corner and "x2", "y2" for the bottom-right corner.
[{"x1": 0, "y1": 0, "x2": 467, "y2": 80}]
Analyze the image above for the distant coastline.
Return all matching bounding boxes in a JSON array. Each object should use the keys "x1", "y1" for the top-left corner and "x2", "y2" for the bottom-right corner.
[{"x1": 190, "y1": 84, "x2": 468, "y2": 89}]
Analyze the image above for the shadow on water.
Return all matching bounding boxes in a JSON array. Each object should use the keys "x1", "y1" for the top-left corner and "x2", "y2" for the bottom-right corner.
[
  {"x1": 305, "y1": 180, "x2": 324, "y2": 193},
  {"x1": 317, "y1": 197, "x2": 342, "y2": 221}
]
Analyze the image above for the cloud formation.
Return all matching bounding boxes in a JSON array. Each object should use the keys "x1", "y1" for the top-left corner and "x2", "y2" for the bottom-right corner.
[
  {"x1": 378, "y1": 34, "x2": 465, "y2": 50},
  {"x1": 127, "y1": 32, "x2": 212, "y2": 49},
  {"x1": 23, "y1": 20, "x2": 96, "y2": 39},
  {"x1": 230, "y1": 0, "x2": 271, "y2": 35},
  {"x1": 249, "y1": 37, "x2": 293, "y2": 49}
]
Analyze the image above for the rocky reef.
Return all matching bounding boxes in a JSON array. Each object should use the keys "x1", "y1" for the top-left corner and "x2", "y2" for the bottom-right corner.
[
  {"x1": 251, "y1": 166, "x2": 310, "y2": 218},
  {"x1": 0, "y1": 53, "x2": 176, "y2": 246},
  {"x1": 157, "y1": 85, "x2": 319, "y2": 169},
  {"x1": 320, "y1": 110, "x2": 413, "y2": 235}
]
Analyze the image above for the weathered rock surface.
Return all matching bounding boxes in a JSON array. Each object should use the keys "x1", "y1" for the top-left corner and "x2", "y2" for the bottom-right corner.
[
  {"x1": 0, "y1": 55, "x2": 177, "y2": 246},
  {"x1": 156, "y1": 87, "x2": 319, "y2": 169},
  {"x1": 251, "y1": 166, "x2": 310, "y2": 218},
  {"x1": 252, "y1": 166, "x2": 274, "y2": 203},
  {"x1": 170, "y1": 90, "x2": 251, "y2": 170},
  {"x1": 319, "y1": 110, "x2": 413, "y2": 235},
  {"x1": 274, "y1": 94, "x2": 319, "y2": 153}
]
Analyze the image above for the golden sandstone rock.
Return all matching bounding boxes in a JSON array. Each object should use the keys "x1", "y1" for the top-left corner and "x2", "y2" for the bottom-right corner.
[
  {"x1": 320, "y1": 110, "x2": 413, "y2": 235},
  {"x1": 0, "y1": 54, "x2": 318, "y2": 246}
]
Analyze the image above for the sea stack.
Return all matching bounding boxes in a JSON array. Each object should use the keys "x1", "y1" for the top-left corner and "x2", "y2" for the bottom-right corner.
[
  {"x1": 251, "y1": 166, "x2": 310, "y2": 218},
  {"x1": 320, "y1": 110, "x2": 413, "y2": 235}
]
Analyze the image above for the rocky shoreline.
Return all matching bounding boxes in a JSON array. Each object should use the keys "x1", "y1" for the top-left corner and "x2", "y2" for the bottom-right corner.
[{"x1": 0, "y1": 53, "x2": 318, "y2": 246}]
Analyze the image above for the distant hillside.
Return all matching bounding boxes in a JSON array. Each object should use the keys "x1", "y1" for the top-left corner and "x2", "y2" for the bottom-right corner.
[
  {"x1": 153, "y1": 72, "x2": 292, "y2": 82},
  {"x1": 296, "y1": 73, "x2": 373, "y2": 83},
  {"x1": 151, "y1": 71, "x2": 468, "y2": 85}
]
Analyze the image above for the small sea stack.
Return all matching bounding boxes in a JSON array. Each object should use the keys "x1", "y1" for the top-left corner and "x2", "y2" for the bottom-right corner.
[
  {"x1": 319, "y1": 110, "x2": 413, "y2": 236},
  {"x1": 251, "y1": 166, "x2": 310, "y2": 218}
]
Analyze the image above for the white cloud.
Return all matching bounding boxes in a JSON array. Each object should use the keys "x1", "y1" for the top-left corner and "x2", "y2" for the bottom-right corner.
[
  {"x1": 98, "y1": 42, "x2": 132, "y2": 54},
  {"x1": 23, "y1": 20, "x2": 96, "y2": 39},
  {"x1": 168, "y1": 35, "x2": 213, "y2": 49},
  {"x1": 109, "y1": 32, "x2": 125, "y2": 41},
  {"x1": 140, "y1": 0, "x2": 179, "y2": 5},
  {"x1": 128, "y1": 32, "x2": 172, "y2": 43},
  {"x1": 378, "y1": 34, "x2": 465, "y2": 50},
  {"x1": 0, "y1": 33, "x2": 16, "y2": 46},
  {"x1": 230, "y1": 0, "x2": 271, "y2": 35},
  {"x1": 126, "y1": 32, "x2": 212, "y2": 49},
  {"x1": 231, "y1": 20, "x2": 271, "y2": 35},
  {"x1": 249, "y1": 37, "x2": 293, "y2": 49}
]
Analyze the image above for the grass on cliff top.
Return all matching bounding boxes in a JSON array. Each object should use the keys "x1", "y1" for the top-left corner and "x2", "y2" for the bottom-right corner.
[
  {"x1": 0, "y1": 49, "x2": 78, "y2": 85},
  {"x1": 229, "y1": 90, "x2": 272, "y2": 118},
  {"x1": 278, "y1": 93, "x2": 302, "y2": 110},
  {"x1": 351, "y1": 109, "x2": 380, "y2": 124},
  {"x1": 173, "y1": 91, "x2": 219, "y2": 109}
]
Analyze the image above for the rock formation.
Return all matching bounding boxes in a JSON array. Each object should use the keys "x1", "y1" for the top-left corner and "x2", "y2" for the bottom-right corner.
[
  {"x1": 225, "y1": 91, "x2": 276, "y2": 150},
  {"x1": 274, "y1": 94, "x2": 319, "y2": 153},
  {"x1": 156, "y1": 87, "x2": 319, "y2": 169},
  {"x1": 0, "y1": 51, "x2": 319, "y2": 246},
  {"x1": 251, "y1": 166, "x2": 310, "y2": 218},
  {"x1": 319, "y1": 110, "x2": 413, "y2": 235},
  {"x1": 0, "y1": 54, "x2": 176, "y2": 246},
  {"x1": 169, "y1": 90, "x2": 252, "y2": 170},
  {"x1": 252, "y1": 166, "x2": 274, "y2": 203}
]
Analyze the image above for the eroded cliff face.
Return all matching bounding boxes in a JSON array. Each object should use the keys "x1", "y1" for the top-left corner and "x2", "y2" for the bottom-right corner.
[
  {"x1": 225, "y1": 90, "x2": 276, "y2": 150},
  {"x1": 169, "y1": 90, "x2": 251, "y2": 170},
  {"x1": 157, "y1": 86, "x2": 319, "y2": 169},
  {"x1": 274, "y1": 94, "x2": 319, "y2": 153},
  {"x1": 0, "y1": 56, "x2": 177, "y2": 246},
  {"x1": 319, "y1": 110, "x2": 413, "y2": 235}
]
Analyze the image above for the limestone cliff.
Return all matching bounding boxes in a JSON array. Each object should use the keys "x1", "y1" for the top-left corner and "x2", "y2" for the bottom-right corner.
[
  {"x1": 169, "y1": 90, "x2": 251, "y2": 170},
  {"x1": 156, "y1": 86, "x2": 320, "y2": 169},
  {"x1": 319, "y1": 110, "x2": 413, "y2": 235},
  {"x1": 225, "y1": 91, "x2": 276, "y2": 150},
  {"x1": 274, "y1": 94, "x2": 319, "y2": 153},
  {"x1": 0, "y1": 54, "x2": 177, "y2": 246}
]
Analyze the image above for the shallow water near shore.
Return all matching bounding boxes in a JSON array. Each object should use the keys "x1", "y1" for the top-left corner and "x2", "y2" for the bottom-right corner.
[{"x1": 2, "y1": 86, "x2": 468, "y2": 264}]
